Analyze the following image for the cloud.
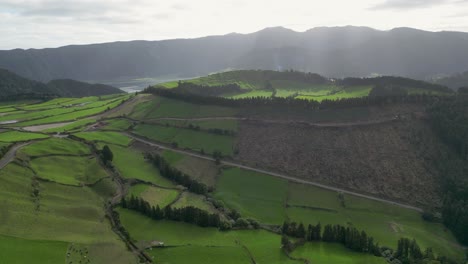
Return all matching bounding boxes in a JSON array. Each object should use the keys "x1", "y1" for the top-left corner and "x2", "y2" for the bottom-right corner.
[{"x1": 370, "y1": 0, "x2": 454, "y2": 10}]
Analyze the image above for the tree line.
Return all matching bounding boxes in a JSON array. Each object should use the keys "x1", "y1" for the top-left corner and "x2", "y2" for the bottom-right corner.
[
  {"x1": 281, "y1": 221, "x2": 380, "y2": 256},
  {"x1": 338, "y1": 76, "x2": 452, "y2": 94},
  {"x1": 281, "y1": 221, "x2": 457, "y2": 264},
  {"x1": 121, "y1": 195, "x2": 227, "y2": 229},
  {"x1": 144, "y1": 86, "x2": 445, "y2": 111},
  {"x1": 427, "y1": 95, "x2": 468, "y2": 246},
  {"x1": 145, "y1": 153, "x2": 209, "y2": 195}
]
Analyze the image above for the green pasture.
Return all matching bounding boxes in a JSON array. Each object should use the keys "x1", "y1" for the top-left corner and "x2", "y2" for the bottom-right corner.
[
  {"x1": 119, "y1": 209, "x2": 385, "y2": 264},
  {"x1": 20, "y1": 138, "x2": 90, "y2": 156},
  {"x1": 44, "y1": 118, "x2": 96, "y2": 133},
  {"x1": 172, "y1": 192, "x2": 216, "y2": 213},
  {"x1": 133, "y1": 124, "x2": 234, "y2": 155},
  {"x1": 0, "y1": 163, "x2": 117, "y2": 243},
  {"x1": 214, "y1": 168, "x2": 288, "y2": 224},
  {"x1": 292, "y1": 242, "x2": 386, "y2": 264},
  {"x1": 0, "y1": 130, "x2": 48, "y2": 142},
  {"x1": 131, "y1": 96, "x2": 237, "y2": 119},
  {"x1": 214, "y1": 168, "x2": 464, "y2": 260},
  {"x1": 163, "y1": 150, "x2": 219, "y2": 187},
  {"x1": 74, "y1": 131, "x2": 133, "y2": 146},
  {"x1": 0, "y1": 235, "x2": 68, "y2": 264},
  {"x1": 30, "y1": 156, "x2": 108, "y2": 185},
  {"x1": 107, "y1": 144, "x2": 174, "y2": 187},
  {"x1": 128, "y1": 184, "x2": 179, "y2": 208},
  {"x1": 101, "y1": 118, "x2": 133, "y2": 131}
]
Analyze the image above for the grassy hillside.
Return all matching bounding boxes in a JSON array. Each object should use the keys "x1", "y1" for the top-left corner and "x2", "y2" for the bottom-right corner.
[
  {"x1": 0, "y1": 93, "x2": 466, "y2": 263},
  {"x1": 47, "y1": 79, "x2": 123, "y2": 97},
  {"x1": 158, "y1": 70, "x2": 452, "y2": 101},
  {"x1": 0, "y1": 68, "x2": 123, "y2": 100}
]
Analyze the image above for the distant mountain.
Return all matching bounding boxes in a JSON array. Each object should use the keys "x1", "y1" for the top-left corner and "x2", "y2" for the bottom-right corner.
[
  {"x1": 0, "y1": 68, "x2": 123, "y2": 99},
  {"x1": 0, "y1": 68, "x2": 53, "y2": 99},
  {"x1": 435, "y1": 71, "x2": 468, "y2": 90},
  {"x1": 47, "y1": 79, "x2": 123, "y2": 97},
  {"x1": 1, "y1": 26, "x2": 468, "y2": 85}
]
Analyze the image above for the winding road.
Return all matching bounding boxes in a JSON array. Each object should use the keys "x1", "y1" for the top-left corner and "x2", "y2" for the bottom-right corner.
[
  {"x1": 126, "y1": 132, "x2": 423, "y2": 213},
  {"x1": 0, "y1": 142, "x2": 31, "y2": 169}
]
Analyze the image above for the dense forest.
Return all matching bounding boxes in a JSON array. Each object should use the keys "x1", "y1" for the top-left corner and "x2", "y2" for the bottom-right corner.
[{"x1": 427, "y1": 95, "x2": 468, "y2": 245}]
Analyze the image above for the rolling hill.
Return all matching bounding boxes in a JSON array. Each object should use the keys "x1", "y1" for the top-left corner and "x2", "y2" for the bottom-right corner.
[
  {"x1": 0, "y1": 68, "x2": 123, "y2": 99},
  {"x1": 1, "y1": 27, "x2": 468, "y2": 86},
  {"x1": 158, "y1": 70, "x2": 453, "y2": 101}
]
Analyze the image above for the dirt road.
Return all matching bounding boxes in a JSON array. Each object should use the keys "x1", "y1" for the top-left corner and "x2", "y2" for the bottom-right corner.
[
  {"x1": 0, "y1": 142, "x2": 31, "y2": 169},
  {"x1": 126, "y1": 132, "x2": 423, "y2": 212}
]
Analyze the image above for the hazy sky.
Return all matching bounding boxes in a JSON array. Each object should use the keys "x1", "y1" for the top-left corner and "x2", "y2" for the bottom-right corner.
[{"x1": 1, "y1": 0, "x2": 468, "y2": 50}]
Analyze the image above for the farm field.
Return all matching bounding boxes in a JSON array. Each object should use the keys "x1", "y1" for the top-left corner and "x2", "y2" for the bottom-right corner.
[
  {"x1": 119, "y1": 209, "x2": 386, "y2": 264},
  {"x1": 128, "y1": 184, "x2": 179, "y2": 208},
  {"x1": 130, "y1": 96, "x2": 237, "y2": 119},
  {"x1": 0, "y1": 87, "x2": 465, "y2": 263},
  {"x1": 30, "y1": 156, "x2": 108, "y2": 185},
  {"x1": 0, "y1": 130, "x2": 49, "y2": 142},
  {"x1": 19, "y1": 137, "x2": 90, "y2": 156},
  {"x1": 74, "y1": 131, "x2": 133, "y2": 146},
  {"x1": 133, "y1": 123, "x2": 234, "y2": 155},
  {"x1": 214, "y1": 168, "x2": 464, "y2": 260},
  {"x1": 108, "y1": 144, "x2": 175, "y2": 187},
  {"x1": 163, "y1": 149, "x2": 219, "y2": 187}
]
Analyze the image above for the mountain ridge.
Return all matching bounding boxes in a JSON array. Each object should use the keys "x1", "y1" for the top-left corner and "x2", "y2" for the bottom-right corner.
[{"x1": 1, "y1": 26, "x2": 468, "y2": 85}]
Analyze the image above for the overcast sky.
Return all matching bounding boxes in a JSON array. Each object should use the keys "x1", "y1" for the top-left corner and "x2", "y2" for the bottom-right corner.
[{"x1": 1, "y1": 0, "x2": 468, "y2": 50}]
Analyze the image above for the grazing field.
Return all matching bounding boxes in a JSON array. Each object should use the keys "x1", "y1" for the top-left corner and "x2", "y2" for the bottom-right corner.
[
  {"x1": 163, "y1": 150, "x2": 219, "y2": 187},
  {"x1": 172, "y1": 192, "x2": 216, "y2": 212},
  {"x1": 74, "y1": 131, "x2": 133, "y2": 146},
  {"x1": 291, "y1": 242, "x2": 387, "y2": 264},
  {"x1": 119, "y1": 209, "x2": 385, "y2": 264},
  {"x1": 133, "y1": 124, "x2": 234, "y2": 155},
  {"x1": 43, "y1": 118, "x2": 96, "y2": 133},
  {"x1": 0, "y1": 235, "x2": 68, "y2": 264},
  {"x1": 128, "y1": 184, "x2": 179, "y2": 208},
  {"x1": 147, "y1": 245, "x2": 251, "y2": 264},
  {"x1": 0, "y1": 164, "x2": 116, "y2": 243},
  {"x1": 0, "y1": 130, "x2": 48, "y2": 142},
  {"x1": 20, "y1": 138, "x2": 90, "y2": 156},
  {"x1": 214, "y1": 168, "x2": 288, "y2": 224},
  {"x1": 214, "y1": 168, "x2": 464, "y2": 259},
  {"x1": 296, "y1": 86, "x2": 372, "y2": 101},
  {"x1": 30, "y1": 156, "x2": 108, "y2": 185},
  {"x1": 131, "y1": 96, "x2": 237, "y2": 119},
  {"x1": 108, "y1": 144, "x2": 175, "y2": 187},
  {"x1": 101, "y1": 118, "x2": 133, "y2": 131}
]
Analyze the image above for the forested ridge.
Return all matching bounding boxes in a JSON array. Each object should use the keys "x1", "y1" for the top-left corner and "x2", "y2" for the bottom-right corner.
[{"x1": 428, "y1": 95, "x2": 468, "y2": 245}]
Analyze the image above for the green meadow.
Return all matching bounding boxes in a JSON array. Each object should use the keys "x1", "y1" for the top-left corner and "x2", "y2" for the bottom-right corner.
[
  {"x1": 128, "y1": 184, "x2": 179, "y2": 208},
  {"x1": 133, "y1": 124, "x2": 234, "y2": 155},
  {"x1": 30, "y1": 156, "x2": 108, "y2": 185},
  {"x1": 0, "y1": 131, "x2": 49, "y2": 142},
  {"x1": 20, "y1": 137, "x2": 90, "y2": 156}
]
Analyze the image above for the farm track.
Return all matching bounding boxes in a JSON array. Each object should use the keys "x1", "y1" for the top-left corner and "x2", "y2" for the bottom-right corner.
[
  {"x1": 146, "y1": 116, "x2": 399, "y2": 128},
  {"x1": 0, "y1": 141, "x2": 32, "y2": 169},
  {"x1": 125, "y1": 132, "x2": 423, "y2": 213}
]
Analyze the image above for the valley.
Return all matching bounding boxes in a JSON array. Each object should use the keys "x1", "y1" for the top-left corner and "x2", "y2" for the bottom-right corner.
[{"x1": 0, "y1": 72, "x2": 466, "y2": 263}]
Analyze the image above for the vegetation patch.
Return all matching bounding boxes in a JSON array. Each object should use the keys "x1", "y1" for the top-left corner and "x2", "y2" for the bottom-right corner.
[
  {"x1": 20, "y1": 138, "x2": 90, "y2": 156},
  {"x1": 134, "y1": 123, "x2": 234, "y2": 155},
  {"x1": 74, "y1": 131, "x2": 133, "y2": 146},
  {"x1": 0, "y1": 131, "x2": 48, "y2": 142},
  {"x1": 30, "y1": 156, "x2": 108, "y2": 185},
  {"x1": 214, "y1": 168, "x2": 288, "y2": 224},
  {"x1": 108, "y1": 144, "x2": 174, "y2": 187},
  {"x1": 127, "y1": 184, "x2": 179, "y2": 208}
]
